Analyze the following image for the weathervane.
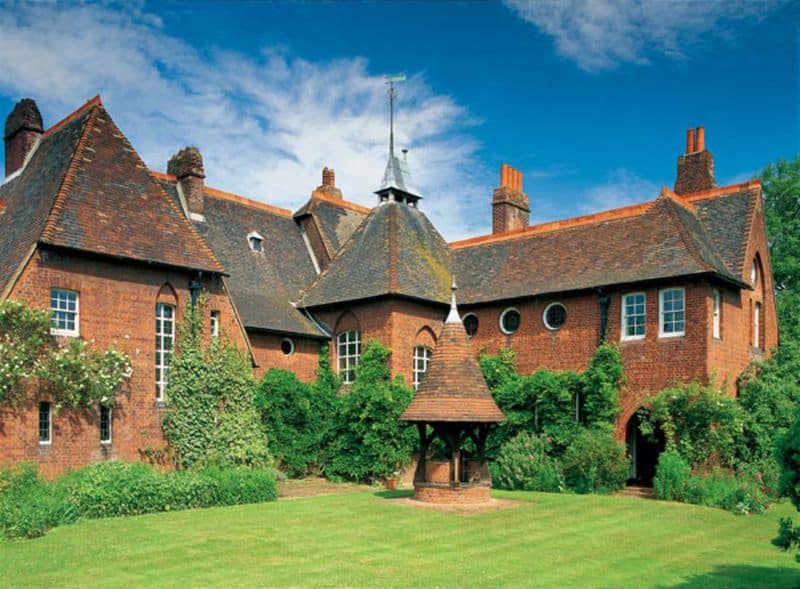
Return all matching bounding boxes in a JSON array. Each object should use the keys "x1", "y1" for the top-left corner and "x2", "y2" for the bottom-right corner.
[{"x1": 386, "y1": 73, "x2": 406, "y2": 157}]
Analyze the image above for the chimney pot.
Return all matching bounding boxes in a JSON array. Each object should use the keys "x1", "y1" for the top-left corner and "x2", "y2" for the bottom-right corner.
[
  {"x1": 167, "y1": 147, "x2": 205, "y2": 218},
  {"x1": 493, "y1": 163, "x2": 530, "y2": 234},
  {"x1": 696, "y1": 126, "x2": 705, "y2": 152},
  {"x1": 4, "y1": 98, "x2": 44, "y2": 178},
  {"x1": 686, "y1": 128, "x2": 695, "y2": 154},
  {"x1": 322, "y1": 167, "x2": 335, "y2": 187},
  {"x1": 675, "y1": 126, "x2": 715, "y2": 194}
]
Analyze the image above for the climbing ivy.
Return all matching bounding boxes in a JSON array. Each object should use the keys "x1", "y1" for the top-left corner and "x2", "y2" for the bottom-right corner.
[
  {"x1": 0, "y1": 299, "x2": 131, "y2": 410},
  {"x1": 161, "y1": 298, "x2": 271, "y2": 470}
]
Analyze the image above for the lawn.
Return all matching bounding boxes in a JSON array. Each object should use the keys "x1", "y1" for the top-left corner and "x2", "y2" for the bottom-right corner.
[{"x1": 1, "y1": 489, "x2": 798, "y2": 588}]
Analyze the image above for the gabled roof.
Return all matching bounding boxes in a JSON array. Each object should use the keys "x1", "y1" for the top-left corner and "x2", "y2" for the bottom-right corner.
[
  {"x1": 293, "y1": 193, "x2": 369, "y2": 259},
  {"x1": 452, "y1": 189, "x2": 745, "y2": 305},
  {"x1": 401, "y1": 290, "x2": 505, "y2": 423},
  {"x1": 300, "y1": 201, "x2": 452, "y2": 308},
  {"x1": 0, "y1": 97, "x2": 222, "y2": 298},
  {"x1": 185, "y1": 185, "x2": 324, "y2": 337}
]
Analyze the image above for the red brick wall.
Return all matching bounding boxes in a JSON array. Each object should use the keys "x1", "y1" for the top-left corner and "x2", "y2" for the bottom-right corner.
[
  {"x1": 249, "y1": 331, "x2": 322, "y2": 382},
  {"x1": 0, "y1": 247, "x2": 248, "y2": 477}
]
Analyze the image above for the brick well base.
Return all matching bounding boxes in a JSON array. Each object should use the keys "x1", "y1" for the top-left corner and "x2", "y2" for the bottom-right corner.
[{"x1": 413, "y1": 483, "x2": 491, "y2": 504}]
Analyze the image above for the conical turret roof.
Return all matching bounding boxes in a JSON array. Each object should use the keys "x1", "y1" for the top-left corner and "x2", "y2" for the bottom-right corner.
[{"x1": 401, "y1": 285, "x2": 505, "y2": 423}]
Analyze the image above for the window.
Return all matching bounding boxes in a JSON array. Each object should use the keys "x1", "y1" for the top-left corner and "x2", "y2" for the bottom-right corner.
[
  {"x1": 210, "y1": 310, "x2": 220, "y2": 338},
  {"x1": 100, "y1": 405, "x2": 112, "y2": 444},
  {"x1": 412, "y1": 346, "x2": 433, "y2": 390},
  {"x1": 155, "y1": 303, "x2": 176, "y2": 400},
  {"x1": 499, "y1": 308, "x2": 521, "y2": 335},
  {"x1": 463, "y1": 314, "x2": 479, "y2": 338},
  {"x1": 50, "y1": 289, "x2": 79, "y2": 337},
  {"x1": 751, "y1": 261, "x2": 758, "y2": 286},
  {"x1": 337, "y1": 330, "x2": 361, "y2": 384},
  {"x1": 543, "y1": 302, "x2": 567, "y2": 331},
  {"x1": 248, "y1": 231, "x2": 264, "y2": 252},
  {"x1": 281, "y1": 337, "x2": 295, "y2": 356},
  {"x1": 754, "y1": 302, "x2": 762, "y2": 348},
  {"x1": 39, "y1": 401, "x2": 51, "y2": 445},
  {"x1": 621, "y1": 293, "x2": 646, "y2": 340},
  {"x1": 712, "y1": 289, "x2": 721, "y2": 339},
  {"x1": 659, "y1": 288, "x2": 685, "y2": 337}
]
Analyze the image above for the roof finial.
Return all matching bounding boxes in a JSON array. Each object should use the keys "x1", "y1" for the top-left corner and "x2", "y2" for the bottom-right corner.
[
  {"x1": 446, "y1": 277, "x2": 461, "y2": 324},
  {"x1": 386, "y1": 74, "x2": 406, "y2": 158}
]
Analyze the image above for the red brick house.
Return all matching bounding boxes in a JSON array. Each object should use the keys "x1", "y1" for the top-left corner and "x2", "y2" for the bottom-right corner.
[{"x1": 0, "y1": 97, "x2": 777, "y2": 478}]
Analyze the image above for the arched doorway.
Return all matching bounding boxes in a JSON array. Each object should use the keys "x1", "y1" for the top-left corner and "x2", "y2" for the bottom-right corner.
[{"x1": 626, "y1": 410, "x2": 665, "y2": 487}]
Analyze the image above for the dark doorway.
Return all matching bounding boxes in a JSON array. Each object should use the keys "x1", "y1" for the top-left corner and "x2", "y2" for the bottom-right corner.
[{"x1": 626, "y1": 410, "x2": 665, "y2": 487}]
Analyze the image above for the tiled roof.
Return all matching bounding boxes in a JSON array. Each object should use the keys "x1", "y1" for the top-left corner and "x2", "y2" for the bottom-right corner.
[
  {"x1": 452, "y1": 190, "x2": 745, "y2": 305},
  {"x1": 195, "y1": 188, "x2": 325, "y2": 337},
  {"x1": 300, "y1": 201, "x2": 452, "y2": 308},
  {"x1": 293, "y1": 193, "x2": 368, "y2": 259},
  {"x1": 38, "y1": 101, "x2": 222, "y2": 273},
  {"x1": 378, "y1": 153, "x2": 421, "y2": 199},
  {"x1": 0, "y1": 101, "x2": 90, "y2": 296},
  {"x1": 401, "y1": 294, "x2": 505, "y2": 423}
]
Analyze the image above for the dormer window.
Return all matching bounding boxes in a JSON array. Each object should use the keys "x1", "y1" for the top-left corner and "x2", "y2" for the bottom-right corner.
[{"x1": 247, "y1": 231, "x2": 264, "y2": 252}]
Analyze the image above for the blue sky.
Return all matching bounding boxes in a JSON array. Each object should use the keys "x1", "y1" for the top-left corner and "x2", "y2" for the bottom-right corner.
[{"x1": 0, "y1": 1, "x2": 797, "y2": 239}]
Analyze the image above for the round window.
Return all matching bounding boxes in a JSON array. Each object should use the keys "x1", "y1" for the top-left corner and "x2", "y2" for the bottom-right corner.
[
  {"x1": 499, "y1": 308, "x2": 521, "y2": 335},
  {"x1": 463, "y1": 314, "x2": 479, "y2": 337},
  {"x1": 543, "y1": 303, "x2": 567, "y2": 330},
  {"x1": 280, "y1": 338, "x2": 295, "y2": 356}
]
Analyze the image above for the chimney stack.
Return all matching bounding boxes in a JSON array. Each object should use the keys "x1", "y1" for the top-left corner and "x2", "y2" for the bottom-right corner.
[
  {"x1": 313, "y1": 166, "x2": 343, "y2": 199},
  {"x1": 168, "y1": 147, "x2": 205, "y2": 218},
  {"x1": 492, "y1": 163, "x2": 530, "y2": 234},
  {"x1": 4, "y1": 98, "x2": 43, "y2": 178},
  {"x1": 674, "y1": 126, "x2": 716, "y2": 195}
]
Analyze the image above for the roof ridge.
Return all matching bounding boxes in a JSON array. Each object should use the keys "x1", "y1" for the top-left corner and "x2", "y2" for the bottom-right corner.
[
  {"x1": 387, "y1": 201, "x2": 399, "y2": 293},
  {"x1": 682, "y1": 180, "x2": 762, "y2": 202},
  {"x1": 310, "y1": 190, "x2": 371, "y2": 214},
  {"x1": 43, "y1": 95, "x2": 102, "y2": 137},
  {"x1": 658, "y1": 195, "x2": 722, "y2": 276},
  {"x1": 40, "y1": 102, "x2": 100, "y2": 243},
  {"x1": 203, "y1": 186, "x2": 293, "y2": 218},
  {"x1": 450, "y1": 199, "x2": 656, "y2": 249},
  {"x1": 659, "y1": 186, "x2": 696, "y2": 212}
]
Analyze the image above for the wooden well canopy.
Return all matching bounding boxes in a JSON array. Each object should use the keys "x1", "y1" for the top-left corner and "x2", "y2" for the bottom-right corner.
[{"x1": 400, "y1": 283, "x2": 505, "y2": 503}]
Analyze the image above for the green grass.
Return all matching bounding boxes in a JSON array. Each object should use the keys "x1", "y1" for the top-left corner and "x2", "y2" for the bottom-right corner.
[{"x1": 1, "y1": 490, "x2": 798, "y2": 588}]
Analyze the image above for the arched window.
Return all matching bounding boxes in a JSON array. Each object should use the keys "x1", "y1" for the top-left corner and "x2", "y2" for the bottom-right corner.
[
  {"x1": 463, "y1": 313, "x2": 479, "y2": 337},
  {"x1": 337, "y1": 330, "x2": 361, "y2": 384},
  {"x1": 412, "y1": 346, "x2": 433, "y2": 390}
]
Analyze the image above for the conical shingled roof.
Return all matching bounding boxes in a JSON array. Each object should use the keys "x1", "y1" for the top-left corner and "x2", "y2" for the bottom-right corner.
[{"x1": 401, "y1": 287, "x2": 505, "y2": 423}]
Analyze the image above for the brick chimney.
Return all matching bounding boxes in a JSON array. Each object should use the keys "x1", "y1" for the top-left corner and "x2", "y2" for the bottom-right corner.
[
  {"x1": 312, "y1": 166, "x2": 343, "y2": 199},
  {"x1": 674, "y1": 126, "x2": 716, "y2": 195},
  {"x1": 492, "y1": 163, "x2": 530, "y2": 234},
  {"x1": 168, "y1": 147, "x2": 205, "y2": 218},
  {"x1": 4, "y1": 98, "x2": 44, "y2": 178}
]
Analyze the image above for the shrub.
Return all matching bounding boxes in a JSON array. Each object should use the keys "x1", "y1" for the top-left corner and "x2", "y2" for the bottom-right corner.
[
  {"x1": 581, "y1": 343, "x2": 624, "y2": 429},
  {"x1": 491, "y1": 432, "x2": 564, "y2": 492},
  {"x1": 653, "y1": 450, "x2": 691, "y2": 502},
  {"x1": 0, "y1": 461, "x2": 277, "y2": 541},
  {"x1": 561, "y1": 429, "x2": 629, "y2": 494},
  {"x1": 324, "y1": 341, "x2": 415, "y2": 483},
  {"x1": 682, "y1": 469, "x2": 769, "y2": 515}
]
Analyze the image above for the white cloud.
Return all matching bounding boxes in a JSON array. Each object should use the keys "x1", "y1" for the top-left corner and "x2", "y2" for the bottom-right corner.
[
  {"x1": 577, "y1": 168, "x2": 659, "y2": 214},
  {"x1": 0, "y1": 2, "x2": 486, "y2": 240},
  {"x1": 504, "y1": 0, "x2": 780, "y2": 72}
]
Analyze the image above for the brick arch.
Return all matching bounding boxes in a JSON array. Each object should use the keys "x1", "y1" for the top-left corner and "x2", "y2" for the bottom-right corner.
[
  {"x1": 414, "y1": 326, "x2": 437, "y2": 350},
  {"x1": 752, "y1": 253, "x2": 765, "y2": 300},
  {"x1": 156, "y1": 282, "x2": 178, "y2": 306},
  {"x1": 334, "y1": 310, "x2": 360, "y2": 334}
]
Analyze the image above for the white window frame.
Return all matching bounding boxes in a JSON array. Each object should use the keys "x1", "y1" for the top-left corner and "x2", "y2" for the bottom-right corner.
[
  {"x1": 337, "y1": 330, "x2": 361, "y2": 384},
  {"x1": 412, "y1": 345, "x2": 433, "y2": 390},
  {"x1": 155, "y1": 303, "x2": 176, "y2": 400},
  {"x1": 281, "y1": 337, "x2": 295, "y2": 356},
  {"x1": 50, "y1": 288, "x2": 80, "y2": 337},
  {"x1": 247, "y1": 231, "x2": 264, "y2": 252},
  {"x1": 462, "y1": 313, "x2": 479, "y2": 338},
  {"x1": 210, "y1": 310, "x2": 220, "y2": 338},
  {"x1": 39, "y1": 401, "x2": 52, "y2": 445},
  {"x1": 754, "y1": 302, "x2": 762, "y2": 349},
  {"x1": 100, "y1": 405, "x2": 112, "y2": 445},
  {"x1": 712, "y1": 289, "x2": 721, "y2": 340},
  {"x1": 621, "y1": 292, "x2": 646, "y2": 341},
  {"x1": 542, "y1": 302, "x2": 567, "y2": 331},
  {"x1": 499, "y1": 307, "x2": 521, "y2": 335},
  {"x1": 659, "y1": 288, "x2": 686, "y2": 338}
]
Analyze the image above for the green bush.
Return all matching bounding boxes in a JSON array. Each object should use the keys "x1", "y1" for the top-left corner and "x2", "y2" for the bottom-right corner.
[
  {"x1": 491, "y1": 432, "x2": 564, "y2": 492},
  {"x1": 324, "y1": 341, "x2": 415, "y2": 483},
  {"x1": 681, "y1": 469, "x2": 769, "y2": 515},
  {"x1": 561, "y1": 429, "x2": 629, "y2": 494},
  {"x1": 0, "y1": 462, "x2": 277, "y2": 541},
  {"x1": 653, "y1": 450, "x2": 691, "y2": 502}
]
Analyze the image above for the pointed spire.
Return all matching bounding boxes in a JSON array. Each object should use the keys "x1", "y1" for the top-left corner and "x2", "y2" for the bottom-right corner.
[{"x1": 446, "y1": 278, "x2": 461, "y2": 324}]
